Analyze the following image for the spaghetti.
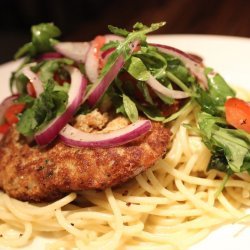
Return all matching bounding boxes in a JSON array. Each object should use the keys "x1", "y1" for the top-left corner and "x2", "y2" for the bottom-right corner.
[{"x1": 0, "y1": 96, "x2": 250, "y2": 250}]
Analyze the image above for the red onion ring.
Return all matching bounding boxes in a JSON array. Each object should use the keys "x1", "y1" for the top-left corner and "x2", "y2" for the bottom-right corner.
[
  {"x1": 59, "y1": 119, "x2": 152, "y2": 148},
  {"x1": 150, "y1": 43, "x2": 208, "y2": 90},
  {"x1": 0, "y1": 95, "x2": 19, "y2": 125},
  {"x1": 22, "y1": 64, "x2": 44, "y2": 96},
  {"x1": 35, "y1": 66, "x2": 87, "y2": 145},
  {"x1": 86, "y1": 55, "x2": 125, "y2": 106},
  {"x1": 37, "y1": 52, "x2": 63, "y2": 61},
  {"x1": 54, "y1": 42, "x2": 90, "y2": 63},
  {"x1": 146, "y1": 74, "x2": 190, "y2": 99}
]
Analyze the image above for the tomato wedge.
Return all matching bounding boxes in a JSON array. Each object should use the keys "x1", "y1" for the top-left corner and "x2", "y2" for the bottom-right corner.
[
  {"x1": 93, "y1": 35, "x2": 106, "y2": 69},
  {"x1": 93, "y1": 36, "x2": 106, "y2": 58},
  {"x1": 225, "y1": 97, "x2": 250, "y2": 133},
  {"x1": 5, "y1": 103, "x2": 26, "y2": 124},
  {"x1": 27, "y1": 82, "x2": 36, "y2": 97},
  {"x1": 0, "y1": 123, "x2": 10, "y2": 134}
]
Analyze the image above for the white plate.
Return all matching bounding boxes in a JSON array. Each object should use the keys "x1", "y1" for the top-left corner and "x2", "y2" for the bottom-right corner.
[{"x1": 0, "y1": 35, "x2": 250, "y2": 250}]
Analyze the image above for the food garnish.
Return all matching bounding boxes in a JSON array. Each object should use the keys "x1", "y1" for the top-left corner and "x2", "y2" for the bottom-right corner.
[{"x1": 0, "y1": 21, "x2": 249, "y2": 177}]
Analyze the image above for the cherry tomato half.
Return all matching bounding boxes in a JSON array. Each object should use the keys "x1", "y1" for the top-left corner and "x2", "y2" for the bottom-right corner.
[
  {"x1": 225, "y1": 97, "x2": 250, "y2": 133},
  {"x1": 27, "y1": 82, "x2": 36, "y2": 97},
  {"x1": 0, "y1": 123, "x2": 10, "y2": 134},
  {"x1": 5, "y1": 103, "x2": 26, "y2": 125}
]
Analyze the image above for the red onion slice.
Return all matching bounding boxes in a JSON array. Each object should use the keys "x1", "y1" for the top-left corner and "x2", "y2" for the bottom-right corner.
[
  {"x1": 59, "y1": 119, "x2": 152, "y2": 148},
  {"x1": 85, "y1": 35, "x2": 124, "y2": 84},
  {"x1": 54, "y1": 42, "x2": 90, "y2": 63},
  {"x1": 35, "y1": 67, "x2": 87, "y2": 145},
  {"x1": 38, "y1": 52, "x2": 63, "y2": 61},
  {"x1": 86, "y1": 41, "x2": 139, "y2": 107},
  {"x1": 0, "y1": 95, "x2": 19, "y2": 124},
  {"x1": 100, "y1": 35, "x2": 124, "y2": 61},
  {"x1": 150, "y1": 43, "x2": 208, "y2": 90},
  {"x1": 146, "y1": 74, "x2": 190, "y2": 99},
  {"x1": 85, "y1": 42, "x2": 99, "y2": 84},
  {"x1": 86, "y1": 55, "x2": 125, "y2": 106},
  {"x1": 22, "y1": 64, "x2": 44, "y2": 96}
]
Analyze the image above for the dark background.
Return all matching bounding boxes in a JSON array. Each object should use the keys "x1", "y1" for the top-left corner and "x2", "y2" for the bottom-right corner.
[{"x1": 1, "y1": 0, "x2": 249, "y2": 64}]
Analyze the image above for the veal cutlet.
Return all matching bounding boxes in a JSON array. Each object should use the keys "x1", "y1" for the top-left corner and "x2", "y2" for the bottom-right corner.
[{"x1": 0, "y1": 112, "x2": 171, "y2": 202}]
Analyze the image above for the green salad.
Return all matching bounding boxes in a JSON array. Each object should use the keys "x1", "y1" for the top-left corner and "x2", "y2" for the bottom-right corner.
[{"x1": 0, "y1": 21, "x2": 249, "y2": 176}]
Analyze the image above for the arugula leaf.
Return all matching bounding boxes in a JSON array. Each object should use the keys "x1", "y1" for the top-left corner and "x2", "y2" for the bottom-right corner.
[
  {"x1": 132, "y1": 44, "x2": 192, "y2": 95},
  {"x1": 100, "y1": 22, "x2": 166, "y2": 79},
  {"x1": 122, "y1": 94, "x2": 138, "y2": 123},
  {"x1": 166, "y1": 68, "x2": 191, "y2": 92},
  {"x1": 163, "y1": 100, "x2": 193, "y2": 123},
  {"x1": 133, "y1": 22, "x2": 148, "y2": 30},
  {"x1": 196, "y1": 70, "x2": 235, "y2": 115},
  {"x1": 136, "y1": 104, "x2": 165, "y2": 122},
  {"x1": 82, "y1": 22, "x2": 166, "y2": 104},
  {"x1": 207, "y1": 70, "x2": 235, "y2": 103},
  {"x1": 125, "y1": 56, "x2": 150, "y2": 81},
  {"x1": 212, "y1": 128, "x2": 249, "y2": 172},
  {"x1": 31, "y1": 23, "x2": 61, "y2": 51},
  {"x1": 14, "y1": 73, "x2": 29, "y2": 94},
  {"x1": 137, "y1": 81, "x2": 154, "y2": 105},
  {"x1": 15, "y1": 23, "x2": 61, "y2": 59},
  {"x1": 156, "y1": 92, "x2": 174, "y2": 105},
  {"x1": 208, "y1": 153, "x2": 231, "y2": 173},
  {"x1": 198, "y1": 112, "x2": 250, "y2": 173},
  {"x1": 198, "y1": 112, "x2": 227, "y2": 140},
  {"x1": 134, "y1": 45, "x2": 167, "y2": 68},
  {"x1": 133, "y1": 22, "x2": 166, "y2": 32},
  {"x1": 101, "y1": 41, "x2": 120, "y2": 51},
  {"x1": 53, "y1": 82, "x2": 70, "y2": 92},
  {"x1": 109, "y1": 92, "x2": 126, "y2": 116},
  {"x1": 108, "y1": 25, "x2": 129, "y2": 37},
  {"x1": 116, "y1": 103, "x2": 126, "y2": 116},
  {"x1": 16, "y1": 80, "x2": 68, "y2": 136},
  {"x1": 17, "y1": 95, "x2": 35, "y2": 108},
  {"x1": 9, "y1": 57, "x2": 32, "y2": 93}
]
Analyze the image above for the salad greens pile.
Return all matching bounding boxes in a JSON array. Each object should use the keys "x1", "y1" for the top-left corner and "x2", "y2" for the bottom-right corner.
[
  {"x1": 194, "y1": 68, "x2": 250, "y2": 174},
  {"x1": 10, "y1": 22, "x2": 250, "y2": 175},
  {"x1": 17, "y1": 80, "x2": 68, "y2": 136},
  {"x1": 14, "y1": 58, "x2": 73, "y2": 137}
]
